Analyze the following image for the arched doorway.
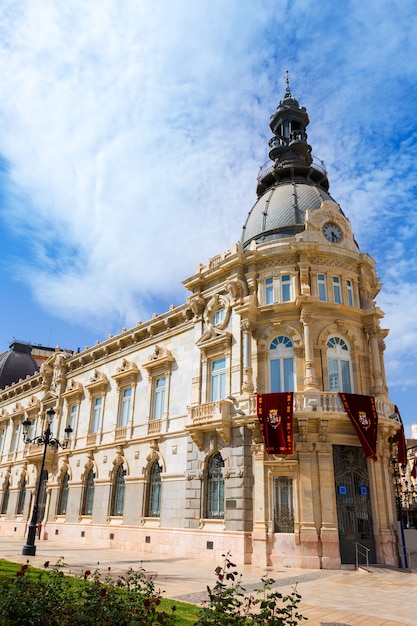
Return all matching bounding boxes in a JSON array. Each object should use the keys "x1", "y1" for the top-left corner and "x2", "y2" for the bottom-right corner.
[{"x1": 333, "y1": 445, "x2": 376, "y2": 564}]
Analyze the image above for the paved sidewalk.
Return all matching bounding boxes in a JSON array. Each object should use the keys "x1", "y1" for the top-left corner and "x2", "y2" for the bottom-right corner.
[{"x1": 0, "y1": 538, "x2": 415, "y2": 625}]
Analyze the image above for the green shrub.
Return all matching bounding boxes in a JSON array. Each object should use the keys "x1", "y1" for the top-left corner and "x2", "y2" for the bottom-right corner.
[
  {"x1": 0, "y1": 562, "x2": 176, "y2": 625},
  {"x1": 0, "y1": 553, "x2": 305, "y2": 626},
  {"x1": 197, "y1": 552, "x2": 306, "y2": 626}
]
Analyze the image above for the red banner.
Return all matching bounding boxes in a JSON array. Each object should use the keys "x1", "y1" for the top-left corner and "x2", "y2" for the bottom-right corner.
[
  {"x1": 338, "y1": 393, "x2": 378, "y2": 461},
  {"x1": 257, "y1": 393, "x2": 293, "y2": 455},
  {"x1": 394, "y1": 405, "x2": 407, "y2": 466}
]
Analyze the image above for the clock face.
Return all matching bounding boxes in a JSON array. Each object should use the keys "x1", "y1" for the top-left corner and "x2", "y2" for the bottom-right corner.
[{"x1": 323, "y1": 222, "x2": 343, "y2": 243}]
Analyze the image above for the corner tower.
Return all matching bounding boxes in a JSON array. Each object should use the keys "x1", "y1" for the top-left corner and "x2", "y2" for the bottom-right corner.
[{"x1": 184, "y1": 76, "x2": 401, "y2": 569}]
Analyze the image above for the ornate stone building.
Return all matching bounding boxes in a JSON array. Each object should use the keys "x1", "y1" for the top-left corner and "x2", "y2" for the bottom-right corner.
[{"x1": 0, "y1": 81, "x2": 403, "y2": 568}]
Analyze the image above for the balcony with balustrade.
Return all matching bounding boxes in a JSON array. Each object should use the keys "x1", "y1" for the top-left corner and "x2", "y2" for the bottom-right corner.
[
  {"x1": 186, "y1": 392, "x2": 396, "y2": 449},
  {"x1": 186, "y1": 399, "x2": 232, "y2": 449}
]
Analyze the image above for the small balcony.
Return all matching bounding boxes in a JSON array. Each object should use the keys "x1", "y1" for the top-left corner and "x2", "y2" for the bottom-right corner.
[
  {"x1": 24, "y1": 443, "x2": 57, "y2": 462},
  {"x1": 186, "y1": 400, "x2": 232, "y2": 449}
]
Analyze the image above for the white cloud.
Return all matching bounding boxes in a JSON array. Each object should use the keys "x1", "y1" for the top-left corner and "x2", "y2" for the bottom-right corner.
[{"x1": 1, "y1": 0, "x2": 417, "y2": 424}]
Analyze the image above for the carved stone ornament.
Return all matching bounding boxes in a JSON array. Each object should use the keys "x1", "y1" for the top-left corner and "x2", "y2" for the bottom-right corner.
[
  {"x1": 146, "y1": 440, "x2": 160, "y2": 464},
  {"x1": 85, "y1": 370, "x2": 109, "y2": 396},
  {"x1": 112, "y1": 358, "x2": 139, "y2": 387},
  {"x1": 142, "y1": 346, "x2": 174, "y2": 378},
  {"x1": 226, "y1": 277, "x2": 248, "y2": 304},
  {"x1": 62, "y1": 379, "x2": 84, "y2": 400},
  {"x1": 203, "y1": 293, "x2": 231, "y2": 330},
  {"x1": 112, "y1": 445, "x2": 125, "y2": 468},
  {"x1": 187, "y1": 294, "x2": 206, "y2": 317}
]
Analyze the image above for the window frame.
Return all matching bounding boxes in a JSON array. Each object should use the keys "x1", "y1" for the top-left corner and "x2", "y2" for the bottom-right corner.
[
  {"x1": 1, "y1": 478, "x2": 10, "y2": 515},
  {"x1": 269, "y1": 336, "x2": 295, "y2": 392},
  {"x1": 57, "y1": 472, "x2": 70, "y2": 516},
  {"x1": 146, "y1": 461, "x2": 162, "y2": 518},
  {"x1": 206, "y1": 452, "x2": 225, "y2": 520},
  {"x1": 151, "y1": 377, "x2": 166, "y2": 421},
  {"x1": 210, "y1": 357, "x2": 227, "y2": 402},
  {"x1": 347, "y1": 279, "x2": 354, "y2": 306},
  {"x1": 90, "y1": 396, "x2": 103, "y2": 433},
  {"x1": 263, "y1": 273, "x2": 294, "y2": 305},
  {"x1": 274, "y1": 476, "x2": 295, "y2": 533},
  {"x1": 327, "y1": 336, "x2": 353, "y2": 393},
  {"x1": 119, "y1": 386, "x2": 133, "y2": 427},
  {"x1": 317, "y1": 273, "x2": 327, "y2": 302},
  {"x1": 332, "y1": 276, "x2": 342, "y2": 304},
  {"x1": 81, "y1": 468, "x2": 95, "y2": 516},
  {"x1": 110, "y1": 464, "x2": 126, "y2": 517}
]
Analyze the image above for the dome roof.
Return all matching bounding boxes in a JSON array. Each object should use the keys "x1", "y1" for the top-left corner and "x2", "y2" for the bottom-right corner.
[
  {"x1": 240, "y1": 78, "x2": 344, "y2": 248},
  {"x1": 241, "y1": 178, "x2": 338, "y2": 247},
  {"x1": 0, "y1": 342, "x2": 39, "y2": 389}
]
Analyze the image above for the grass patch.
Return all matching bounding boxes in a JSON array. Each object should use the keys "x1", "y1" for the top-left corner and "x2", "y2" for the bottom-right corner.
[{"x1": 0, "y1": 558, "x2": 200, "y2": 625}]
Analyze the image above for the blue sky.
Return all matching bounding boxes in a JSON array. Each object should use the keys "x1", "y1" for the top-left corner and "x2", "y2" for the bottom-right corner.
[{"x1": 0, "y1": 0, "x2": 416, "y2": 433}]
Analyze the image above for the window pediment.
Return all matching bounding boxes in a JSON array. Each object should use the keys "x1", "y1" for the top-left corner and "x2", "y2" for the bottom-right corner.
[
  {"x1": 85, "y1": 370, "x2": 109, "y2": 396},
  {"x1": 112, "y1": 358, "x2": 139, "y2": 387},
  {"x1": 26, "y1": 396, "x2": 41, "y2": 418},
  {"x1": 142, "y1": 346, "x2": 174, "y2": 377},
  {"x1": 62, "y1": 379, "x2": 84, "y2": 402},
  {"x1": 196, "y1": 327, "x2": 232, "y2": 355}
]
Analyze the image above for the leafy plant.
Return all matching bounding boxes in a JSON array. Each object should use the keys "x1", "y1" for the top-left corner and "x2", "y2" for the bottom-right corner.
[
  {"x1": 0, "y1": 561, "x2": 177, "y2": 625},
  {"x1": 196, "y1": 552, "x2": 306, "y2": 626}
]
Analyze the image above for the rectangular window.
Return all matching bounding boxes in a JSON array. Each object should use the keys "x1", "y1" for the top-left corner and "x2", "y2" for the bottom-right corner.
[
  {"x1": 265, "y1": 277, "x2": 274, "y2": 304},
  {"x1": 333, "y1": 276, "x2": 342, "y2": 303},
  {"x1": 91, "y1": 397, "x2": 103, "y2": 433},
  {"x1": 0, "y1": 429, "x2": 4, "y2": 456},
  {"x1": 119, "y1": 387, "x2": 132, "y2": 426},
  {"x1": 210, "y1": 357, "x2": 226, "y2": 401},
  {"x1": 265, "y1": 275, "x2": 293, "y2": 304},
  {"x1": 340, "y1": 360, "x2": 352, "y2": 393},
  {"x1": 274, "y1": 476, "x2": 294, "y2": 532},
  {"x1": 347, "y1": 280, "x2": 354, "y2": 306},
  {"x1": 281, "y1": 274, "x2": 291, "y2": 302},
  {"x1": 318, "y1": 274, "x2": 327, "y2": 301},
  {"x1": 328, "y1": 358, "x2": 339, "y2": 391},
  {"x1": 152, "y1": 377, "x2": 166, "y2": 420},
  {"x1": 10, "y1": 423, "x2": 20, "y2": 452},
  {"x1": 69, "y1": 405, "x2": 78, "y2": 432},
  {"x1": 270, "y1": 358, "x2": 294, "y2": 392}
]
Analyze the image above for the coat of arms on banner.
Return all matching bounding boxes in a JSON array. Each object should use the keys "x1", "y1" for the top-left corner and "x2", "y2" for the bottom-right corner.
[
  {"x1": 267, "y1": 408, "x2": 281, "y2": 429},
  {"x1": 358, "y1": 411, "x2": 370, "y2": 430}
]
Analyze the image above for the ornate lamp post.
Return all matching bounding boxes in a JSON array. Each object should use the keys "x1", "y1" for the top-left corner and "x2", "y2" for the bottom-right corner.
[{"x1": 22, "y1": 407, "x2": 72, "y2": 556}]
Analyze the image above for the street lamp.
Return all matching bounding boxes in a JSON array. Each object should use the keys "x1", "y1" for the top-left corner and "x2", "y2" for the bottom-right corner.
[{"x1": 21, "y1": 407, "x2": 72, "y2": 556}]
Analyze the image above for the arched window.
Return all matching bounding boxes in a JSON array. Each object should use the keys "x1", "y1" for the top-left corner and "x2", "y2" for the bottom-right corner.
[
  {"x1": 206, "y1": 452, "x2": 224, "y2": 519},
  {"x1": 269, "y1": 336, "x2": 295, "y2": 392},
  {"x1": 327, "y1": 336, "x2": 353, "y2": 393},
  {"x1": 1, "y1": 478, "x2": 10, "y2": 515},
  {"x1": 16, "y1": 480, "x2": 27, "y2": 515},
  {"x1": 111, "y1": 464, "x2": 126, "y2": 516},
  {"x1": 146, "y1": 461, "x2": 162, "y2": 517},
  {"x1": 57, "y1": 473, "x2": 70, "y2": 516},
  {"x1": 81, "y1": 469, "x2": 95, "y2": 516}
]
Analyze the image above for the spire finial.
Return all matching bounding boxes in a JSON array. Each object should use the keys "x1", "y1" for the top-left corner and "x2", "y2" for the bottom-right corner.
[{"x1": 284, "y1": 69, "x2": 292, "y2": 98}]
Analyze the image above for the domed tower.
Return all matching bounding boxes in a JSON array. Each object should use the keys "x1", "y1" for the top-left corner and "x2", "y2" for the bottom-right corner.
[
  {"x1": 185, "y1": 76, "x2": 401, "y2": 570},
  {"x1": 242, "y1": 73, "x2": 342, "y2": 247},
  {"x1": 0, "y1": 342, "x2": 39, "y2": 389}
]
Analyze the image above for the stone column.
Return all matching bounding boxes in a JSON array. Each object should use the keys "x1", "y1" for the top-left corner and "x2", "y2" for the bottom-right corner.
[
  {"x1": 250, "y1": 423, "x2": 269, "y2": 566},
  {"x1": 365, "y1": 325, "x2": 386, "y2": 396},
  {"x1": 296, "y1": 443, "x2": 320, "y2": 568},
  {"x1": 316, "y1": 419, "x2": 340, "y2": 568},
  {"x1": 370, "y1": 426, "x2": 399, "y2": 566},
  {"x1": 241, "y1": 320, "x2": 254, "y2": 393},
  {"x1": 300, "y1": 310, "x2": 318, "y2": 391}
]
